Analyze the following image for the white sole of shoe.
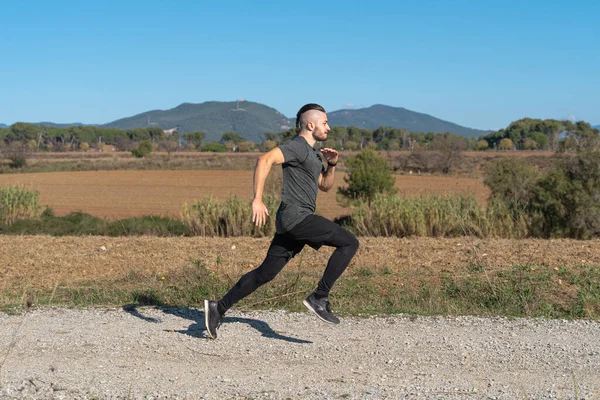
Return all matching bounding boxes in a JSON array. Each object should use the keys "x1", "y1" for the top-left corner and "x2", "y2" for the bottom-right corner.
[
  {"x1": 303, "y1": 299, "x2": 338, "y2": 324},
  {"x1": 204, "y1": 299, "x2": 216, "y2": 339}
]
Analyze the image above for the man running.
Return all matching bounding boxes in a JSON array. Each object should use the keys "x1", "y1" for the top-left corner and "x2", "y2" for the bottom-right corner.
[{"x1": 204, "y1": 103, "x2": 359, "y2": 339}]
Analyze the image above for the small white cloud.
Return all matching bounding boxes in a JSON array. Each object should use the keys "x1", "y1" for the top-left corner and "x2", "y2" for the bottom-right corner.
[
  {"x1": 343, "y1": 102, "x2": 356, "y2": 109},
  {"x1": 566, "y1": 114, "x2": 577, "y2": 122}
]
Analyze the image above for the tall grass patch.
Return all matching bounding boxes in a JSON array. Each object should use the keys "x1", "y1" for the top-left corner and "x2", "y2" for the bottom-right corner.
[
  {"x1": 340, "y1": 193, "x2": 532, "y2": 238},
  {"x1": 183, "y1": 195, "x2": 279, "y2": 237},
  {"x1": 0, "y1": 185, "x2": 44, "y2": 225},
  {"x1": 343, "y1": 194, "x2": 488, "y2": 237}
]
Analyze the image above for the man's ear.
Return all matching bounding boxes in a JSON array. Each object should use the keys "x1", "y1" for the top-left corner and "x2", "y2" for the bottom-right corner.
[{"x1": 307, "y1": 121, "x2": 314, "y2": 131}]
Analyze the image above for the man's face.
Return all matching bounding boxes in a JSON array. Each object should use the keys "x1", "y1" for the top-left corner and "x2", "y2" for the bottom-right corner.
[{"x1": 311, "y1": 111, "x2": 331, "y2": 142}]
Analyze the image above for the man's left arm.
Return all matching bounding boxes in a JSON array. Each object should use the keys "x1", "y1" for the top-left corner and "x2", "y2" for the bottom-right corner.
[{"x1": 318, "y1": 148, "x2": 338, "y2": 192}]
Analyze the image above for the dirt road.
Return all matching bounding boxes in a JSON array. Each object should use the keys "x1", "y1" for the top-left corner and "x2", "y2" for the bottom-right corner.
[{"x1": 1, "y1": 307, "x2": 598, "y2": 399}]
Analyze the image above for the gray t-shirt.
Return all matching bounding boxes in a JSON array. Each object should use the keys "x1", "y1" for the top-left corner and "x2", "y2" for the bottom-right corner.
[{"x1": 275, "y1": 135, "x2": 325, "y2": 233}]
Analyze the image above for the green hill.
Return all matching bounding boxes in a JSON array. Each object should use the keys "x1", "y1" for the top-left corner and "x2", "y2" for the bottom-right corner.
[
  {"x1": 103, "y1": 101, "x2": 292, "y2": 142},
  {"x1": 327, "y1": 104, "x2": 490, "y2": 137},
  {"x1": 34, "y1": 122, "x2": 91, "y2": 128},
  {"x1": 0, "y1": 122, "x2": 92, "y2": 129},
  {"x1": 3, "y1": 101, "x2": 497, "y2": 141}
]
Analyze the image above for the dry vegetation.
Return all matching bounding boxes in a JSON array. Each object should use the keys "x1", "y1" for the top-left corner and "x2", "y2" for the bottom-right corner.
[
  {"x1": 3, "y1": 235, "x2": 597, "y2": 291},
  {"x1": 4, "y1": 149, "x2": 557, "y2": 177},
  {"x1": 1, "y1": 235, "x2": 599, "y2": 318},
  {"x1": 0, "y1": 170, "x2": 489, "y2": 221}
]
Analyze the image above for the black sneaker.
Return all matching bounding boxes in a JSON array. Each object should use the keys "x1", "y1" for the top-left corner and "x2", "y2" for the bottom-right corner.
[
  {"x1": 303, "y1": 294, "x2": 340, "y2": 324},
  {"x1": 204, "y1": 299, "x2": 222, "y2": 339}
]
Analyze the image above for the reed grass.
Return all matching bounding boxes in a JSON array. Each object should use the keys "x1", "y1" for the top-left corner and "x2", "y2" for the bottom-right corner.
[
  {"x1": 343, "y1": 193, "x2": 529, "y2": 238},
  {"x1": 182, "y1": 195, "x2": 279, "y2": 237},
  {"x1": 0, "y1": 185, "x2": 44, "y2": 225}
]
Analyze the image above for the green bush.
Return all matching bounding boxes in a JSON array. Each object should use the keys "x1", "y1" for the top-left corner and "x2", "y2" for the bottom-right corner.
[
  {"x1": 131, "y1": 140, "x2": 153, "y2": 158},
  {"x1": 484, "y1": 157, "x2": 540, "y2": 211},
  {"x1": 483, "y1": 157, "x2": 540, "y2": 235},
  {"x1": 482, "y1": 151, "x2": 600, "y2": 239},
  {"x1": 8, "y1": 153, "x2": 27, "y2": 168},
  {"x1": 529, "y1": 151, "x2": 600, "y2": 239},
  {"x1": 201, "y1": 142, "x2": 227, "y2": 152},
  {"x1": 337, "y1": 149, "x2": 396, "y2": 204}
]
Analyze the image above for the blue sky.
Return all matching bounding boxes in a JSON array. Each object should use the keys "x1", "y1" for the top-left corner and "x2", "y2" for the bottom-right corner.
[{"x1": 1, "y1": 0, "x2": 598, "y2": 130}]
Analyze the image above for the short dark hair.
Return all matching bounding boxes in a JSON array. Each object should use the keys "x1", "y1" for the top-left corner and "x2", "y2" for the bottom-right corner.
[{"x1": 295, "y1": 103, "x2": 326, "y2": 133}]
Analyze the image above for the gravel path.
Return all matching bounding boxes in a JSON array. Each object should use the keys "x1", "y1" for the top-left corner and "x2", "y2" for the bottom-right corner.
[{"x1": 1, "y1": 307, "x2": 599, "y2": 399}]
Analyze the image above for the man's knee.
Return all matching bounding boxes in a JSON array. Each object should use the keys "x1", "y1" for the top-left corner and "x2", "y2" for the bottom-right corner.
[
  {"x1": 348, "y1": 233, "x2": 359, "y2": 255},
  {"x1": 339, "y1": 230, "x2": 359, "y2": 254},
  {"x1": 349, "y1": 234, "x2": 359, "y2": 252}
]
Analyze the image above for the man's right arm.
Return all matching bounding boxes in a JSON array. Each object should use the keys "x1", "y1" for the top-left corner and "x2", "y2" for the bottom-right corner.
[{"x1": 252, "y1": 147, "x2": 285, "y2": 227}]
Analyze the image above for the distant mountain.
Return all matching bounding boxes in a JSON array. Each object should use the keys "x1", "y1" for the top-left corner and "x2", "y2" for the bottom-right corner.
[
  {"x1": 593, "y1": 125, "x2": 600, "y2": 130},
  {"x1": 3, "y1": 101, "x2": 493, "y2": 141},
  {"x1": 103, "y1": 101, "x2": 292, "y2": 142},
  {"x1": 33, "y1": 122, "x2": 92, "y2": 128},
  {"x1": 327, "y1": 104, "x2": 490, "y2": 138},
  {"x1": 0, "y1": 122, "x2": 92, "y2": 129}
]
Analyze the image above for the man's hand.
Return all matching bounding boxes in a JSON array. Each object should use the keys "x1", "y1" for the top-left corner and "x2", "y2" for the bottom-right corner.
[
  {"x1": 320, "y1": 148, "x2": 339, "y2": 165},
  {"x1": 252, "y1": 198, "x2": 269, "y2": 227}
]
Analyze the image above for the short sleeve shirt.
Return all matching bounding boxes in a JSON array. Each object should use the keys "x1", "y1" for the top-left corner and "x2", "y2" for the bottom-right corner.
[{"x1": 276, "y1": 135, "x2": 325, "y2": 233}]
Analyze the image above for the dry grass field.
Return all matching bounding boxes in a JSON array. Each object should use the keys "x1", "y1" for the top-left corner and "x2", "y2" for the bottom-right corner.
[
  {"x1": 1, "y1": 235, "x2": 598, "y2": 292},
  {"x1": 2, "y1": 235, "x2": 599, "y2": 321},
  {"x1": 0, "y1": 170, "x2": 489, "y2": 220}
]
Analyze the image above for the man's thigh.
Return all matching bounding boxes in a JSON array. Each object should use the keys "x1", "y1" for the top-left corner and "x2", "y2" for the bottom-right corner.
[
  {"x1": 266, "y1": 233, "x2": 305, "y2": 261},
  {"x1": 285, "y1": 215, "x2": 352, "y2": 250}
]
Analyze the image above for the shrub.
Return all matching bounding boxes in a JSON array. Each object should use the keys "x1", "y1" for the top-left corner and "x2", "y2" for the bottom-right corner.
[
  {"x1": 529, "y1": 151, "x2": 600, "y2": 239},
  {"x1": 201, "y1": 142, "x2": 227, "y2": 152},
  {"x1": 131, "y1": 140, "x2": 153, "y2": 158},
  {"x1": 499, "y1": 138, "x2": 514, "y2": 150},
  {"x1": 4, "y1": 143, "x2": 28, "y2": 168},
  {"x1": 337, "y1": 149, "x2": 396, "y2": 204},
  {"x1": 483, "y1": 157, "x2": 540, "y2": 224},
  {"x1": 476, "y1": 140, "x2": 489, "y2": 151},
  {"x1": 483, "y1": 151, "x2": 600, "y2": 239},
  {"x1": 431, "y1": 133, "x2": 466, "y2": 173},
  {"x1": 8, "y1": 153, "x2": 27, "y2": 168}
]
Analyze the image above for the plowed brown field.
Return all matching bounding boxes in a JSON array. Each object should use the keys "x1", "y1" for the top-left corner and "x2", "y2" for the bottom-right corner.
[{"x1": 0, "y1": 170, "x2": 489, "y2": 220}]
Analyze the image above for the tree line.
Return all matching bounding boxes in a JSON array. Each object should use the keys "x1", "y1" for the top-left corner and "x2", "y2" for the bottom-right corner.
[
  {"x1": 1, "y1": 118, "x2": 598, "y2": 154},
  {"x1": 478, "y1": 118, "x2": 598, "y2": 152}
]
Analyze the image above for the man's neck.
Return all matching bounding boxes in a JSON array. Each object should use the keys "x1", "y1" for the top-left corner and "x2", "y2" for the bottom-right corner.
[{"x1": 298, "y1": 132, "x2": 316, "y2": 147}]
